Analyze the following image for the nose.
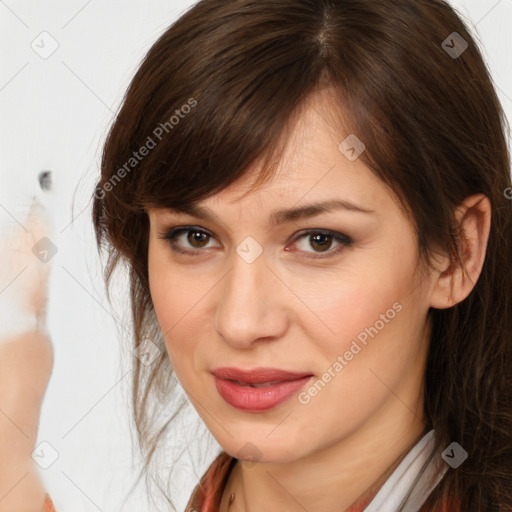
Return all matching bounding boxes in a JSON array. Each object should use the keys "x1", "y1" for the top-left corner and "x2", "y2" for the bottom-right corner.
[{"x1": 214, "y1": 251, "x2": 289, "y2": 349}]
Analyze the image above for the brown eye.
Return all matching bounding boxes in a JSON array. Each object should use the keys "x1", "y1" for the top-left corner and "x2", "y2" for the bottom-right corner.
[
  {"x1": 187, "y1": 230, "x2": 210, "y2": 248},
  {"x1": 158, "y1": 226, "x2": 352, "y2": 260},
  {"x1": 309, "y1": 233, "x2": 333, "y2": 252},
  {"x1": 291, "y1": 230, "x2": 352, "y2": 259},
  {"x1": 157, "y1": 226, "x2": 219, "y2": 256}
]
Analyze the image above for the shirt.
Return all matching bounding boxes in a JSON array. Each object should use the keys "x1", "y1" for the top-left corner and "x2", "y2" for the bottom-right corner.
[{"x1": 185, "y1": 430, "x2": 460, "y2": 512}]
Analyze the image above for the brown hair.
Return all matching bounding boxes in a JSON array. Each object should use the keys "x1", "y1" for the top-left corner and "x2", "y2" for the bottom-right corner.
[{"x1": 91, "y1": 0, "x2": 512, "y2": 510}]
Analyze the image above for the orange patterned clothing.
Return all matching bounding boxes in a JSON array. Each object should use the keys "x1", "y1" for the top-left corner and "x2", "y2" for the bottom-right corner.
[
  {"x1": 42, "y1": 493, "x2": 56, "y2": 512},
  {"x1": 184, "y1": 451, "x2": 460, "y2": 512}
]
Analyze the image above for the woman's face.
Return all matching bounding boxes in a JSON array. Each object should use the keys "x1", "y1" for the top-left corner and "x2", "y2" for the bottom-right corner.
[{"x1": 147, "y1": 90, "x2": 438, "y2": 463}]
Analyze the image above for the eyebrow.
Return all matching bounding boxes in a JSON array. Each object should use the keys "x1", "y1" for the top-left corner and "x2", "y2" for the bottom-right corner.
[{"x1": 164, "y1": 199, "x2": 375, "y2": 226}]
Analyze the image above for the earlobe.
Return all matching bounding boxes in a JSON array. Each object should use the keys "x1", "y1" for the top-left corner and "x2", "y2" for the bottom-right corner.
[{"x1": 429, "y1": 194, "x2": 491, "y2": 310}]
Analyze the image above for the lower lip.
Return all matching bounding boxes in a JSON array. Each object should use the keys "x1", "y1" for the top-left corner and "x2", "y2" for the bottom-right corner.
[{"x1": 213, "y1": 375, "x2": 313, "y2": 411}]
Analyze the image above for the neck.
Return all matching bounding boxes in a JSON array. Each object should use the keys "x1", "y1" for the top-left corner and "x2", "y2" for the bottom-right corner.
[{"x1": 220, "y1": 407, "x2": 428, "y2": 512}]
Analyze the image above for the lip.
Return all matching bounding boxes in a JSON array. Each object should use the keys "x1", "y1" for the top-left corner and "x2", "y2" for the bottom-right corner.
[
  {"x1": 211, "y1": 367, "x2": 313, "y2": 383},
  {"x1": 211, "y1": 367, "x2": 313, "y2": 412}
]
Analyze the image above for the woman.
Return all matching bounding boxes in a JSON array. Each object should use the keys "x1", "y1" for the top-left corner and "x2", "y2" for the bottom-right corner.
[{"x1": 46, "y1": 0, "x2": 512, "y2": 510}]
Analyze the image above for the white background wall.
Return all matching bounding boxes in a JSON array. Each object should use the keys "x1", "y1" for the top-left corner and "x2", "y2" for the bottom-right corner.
[{"x1": 0, "y1": 1, "x2": 510, "y2": 511}]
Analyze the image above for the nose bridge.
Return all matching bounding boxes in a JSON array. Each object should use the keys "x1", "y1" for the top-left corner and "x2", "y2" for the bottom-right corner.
[{"x1": 214, "y1": 248, "x2": 287, "y2": 348}]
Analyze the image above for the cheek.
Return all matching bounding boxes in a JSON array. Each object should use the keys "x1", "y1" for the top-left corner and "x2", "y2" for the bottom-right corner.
[
  {"x1": 295, "y1": 282, "x2": 409, "y2": 390},
  {"x1": 148, "y1": 247, "x2": 182, "y2": 358},
  {"x1": 292, "y1": 245, "x2": 418, "y2": 357},
  {"x1": 148, "y1": 238, "x2": 183, "y2": 328},
  {"x1": 293, "y1": 282, "x2": 427, "y2": 444},
  {"x1": 147, "y1": 247, "x2": 209, "y2": 381},
  {"x1": 149, "y1": 276, "x2": 189, "y2": 382},
  {"x1": 302, "y1": 249, "x2": 427, "y2": 388}
]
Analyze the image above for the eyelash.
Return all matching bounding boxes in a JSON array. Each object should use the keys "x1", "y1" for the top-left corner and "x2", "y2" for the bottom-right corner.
[{"x1": 157, "y1": 225, "x2": 352, "y2": 260}]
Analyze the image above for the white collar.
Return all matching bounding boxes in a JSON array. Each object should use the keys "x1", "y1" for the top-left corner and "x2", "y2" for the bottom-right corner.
[{"x1": 364, "y1": 429, "x2": 448, "y2": 512}]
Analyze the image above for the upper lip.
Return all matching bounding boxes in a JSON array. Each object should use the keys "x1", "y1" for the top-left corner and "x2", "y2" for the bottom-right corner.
[{"x1": 211, "y1": 367, "x2": 313, "y2": 384}]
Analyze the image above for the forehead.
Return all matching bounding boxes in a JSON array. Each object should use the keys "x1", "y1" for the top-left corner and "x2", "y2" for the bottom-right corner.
[
  {"x1": 205, "y1": 93, "x2": 386, "y2": 212},
  {"x1": 149, "y1": 89, "x2": 397, "y2": 221}
]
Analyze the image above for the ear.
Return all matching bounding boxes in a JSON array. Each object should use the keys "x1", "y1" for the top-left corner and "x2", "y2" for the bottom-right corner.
[{"x1": 429, "y1": 194, "x2": 491, "y2": 309}]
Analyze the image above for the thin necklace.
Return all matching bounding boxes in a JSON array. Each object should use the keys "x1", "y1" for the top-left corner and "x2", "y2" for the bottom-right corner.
[{"x1": 225, "y1": 459, "x2": 239, "y2": 511}]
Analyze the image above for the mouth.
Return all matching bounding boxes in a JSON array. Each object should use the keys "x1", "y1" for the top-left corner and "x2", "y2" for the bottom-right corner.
[
  {"x1": 210, "y1": 367, "x2": 314, "y2": 411},
  {"x1": 211, "y1": 366, "x2": 313, "y2": 383},
  {"x1": 230, "y1": 380, "x2": 285, "y2": 388}
]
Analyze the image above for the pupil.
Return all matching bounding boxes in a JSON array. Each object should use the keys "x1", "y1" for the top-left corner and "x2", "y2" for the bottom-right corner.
[
  {"x1": 311, "y1": 234, "x2": 331, "y2": 252},
  {"x1": 189, "y1": 231, "x2": 208, "y2": 247}
]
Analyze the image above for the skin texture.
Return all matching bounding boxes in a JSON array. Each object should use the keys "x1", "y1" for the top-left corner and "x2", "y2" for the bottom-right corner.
[{"x1": 147, "y1": 90, "x2": 491, "y2": 512}]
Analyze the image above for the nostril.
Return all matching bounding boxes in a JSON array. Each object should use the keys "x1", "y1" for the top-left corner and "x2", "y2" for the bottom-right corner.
[{"x1": 38, "y1": 170, "x2": 52, "y2": 191}]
